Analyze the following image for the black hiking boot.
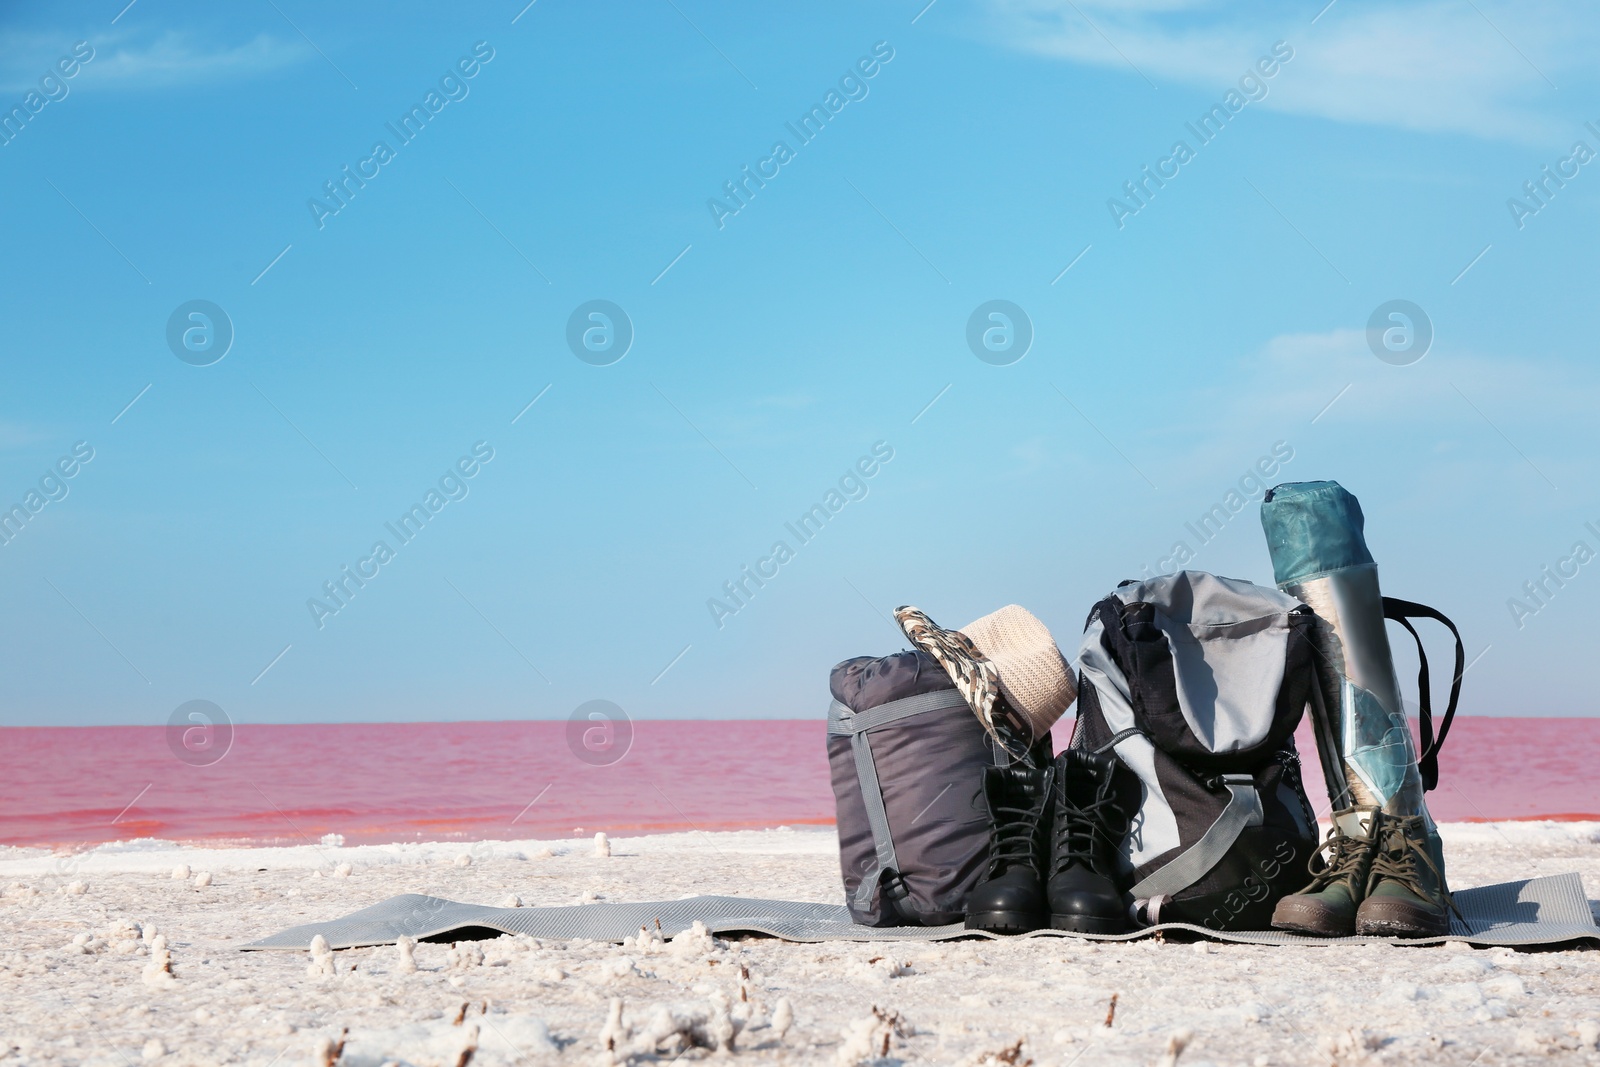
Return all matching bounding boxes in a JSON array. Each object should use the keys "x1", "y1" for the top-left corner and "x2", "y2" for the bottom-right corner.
[
  {"x1": 1356, "y1": 813, "x2": 1458, "y2": 938},
  {"x1": 964, "y1": 763, "x2": 1055, "y2": 934},
  {"x1": 1046, "y1": 750, "x2": 1128, "y2": 934},
  {"x1": 1271, "y1": 806, "x2": 1379, "y2": 937}
]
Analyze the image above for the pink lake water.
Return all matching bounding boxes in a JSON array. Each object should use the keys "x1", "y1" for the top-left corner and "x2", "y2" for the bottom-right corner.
[{"x1": 1, "y1": 718, "x2": 1595, "y2": 849}]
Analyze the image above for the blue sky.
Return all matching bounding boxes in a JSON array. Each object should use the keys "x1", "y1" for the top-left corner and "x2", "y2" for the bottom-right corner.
[{"x1": 1, "y1": 0, "x2": 1596, "y2": 726}]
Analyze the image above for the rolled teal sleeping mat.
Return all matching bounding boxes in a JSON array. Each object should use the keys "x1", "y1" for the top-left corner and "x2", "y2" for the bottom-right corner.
[{"x1": 1260, "y1": 481, "x2": 1428, "y2": 820}]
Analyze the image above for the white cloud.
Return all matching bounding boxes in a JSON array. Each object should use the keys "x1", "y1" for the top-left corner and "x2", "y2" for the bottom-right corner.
[
  {"x1": 1094, "y1": 323, "x2": 1592, "y2": 542},
  {"x1": 1, "y1": 31, "x2": 311, "y2": 93},
  {"x1": 751, "y1": 393, "x2": 818, "y2": 410},
  {"x1": 987, "y1": 0, "x2": 1587, "y2": 144},
  {"x1": 1149, "y1": 328, "x2": 1588, "y2": 502},
  {"x1": 86, "y1": 32, "x2": 312, "y2": 88},
  {"x1": 1150, "y1": 323, "x2": 1600, "y2": 456},
  {"x1": 0, "y1": 422, "x2": 53, "y2": 451}
]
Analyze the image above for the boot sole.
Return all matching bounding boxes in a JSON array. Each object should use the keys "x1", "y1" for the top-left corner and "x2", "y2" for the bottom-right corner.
[
  {"x1": 964, "y1": 911, "x2": 1044, "y2": 935},
  {"x1": 1355, "y1": 900, "x2": 1451, "y2": 938},
  {"x1": 1049, "y1": 913, "x2": 1127, "y2": 935},
  {"x1": 1270, "y1": 898, "x2": 1355, "y2": 938}
]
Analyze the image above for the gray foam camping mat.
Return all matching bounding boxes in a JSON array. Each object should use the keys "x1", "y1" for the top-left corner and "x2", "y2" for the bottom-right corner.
[{"x1": 243, "y1": 872, "x2": 1597, "y2": 950}]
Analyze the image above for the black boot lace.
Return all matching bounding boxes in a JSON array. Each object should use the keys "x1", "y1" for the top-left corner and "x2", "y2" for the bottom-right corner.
[
  {"x1": 989, "y1": 797, "x2": 1047, "y2": 872},
  {"x1": 1368, "y1": 817, "x2": 1463, "y2": 919},
  {"x1": 1053, "y1": 788, "x2": 1125, "y2": 875}
]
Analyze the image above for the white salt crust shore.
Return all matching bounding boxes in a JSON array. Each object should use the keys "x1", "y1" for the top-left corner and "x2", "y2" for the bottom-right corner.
[{"x1": 2, "y1": 822, "x2": 1598, "y2": 1066}]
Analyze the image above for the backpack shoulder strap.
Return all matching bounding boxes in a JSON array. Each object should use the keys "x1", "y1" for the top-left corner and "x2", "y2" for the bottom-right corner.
[
  {"x1": 1381, "y1": 597, "x2": 1465, "y2": 791},
  {"x1": 1128, "y1": 774, "x2": 1263, "y2": 903}
]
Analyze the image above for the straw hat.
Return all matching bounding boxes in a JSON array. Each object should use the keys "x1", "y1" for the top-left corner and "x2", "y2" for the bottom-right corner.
[{"x1": 894, "y1": 603, "x2": 1077, "y2": 751}]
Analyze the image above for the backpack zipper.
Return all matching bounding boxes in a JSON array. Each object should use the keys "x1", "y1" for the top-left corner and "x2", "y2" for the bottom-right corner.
[{"x1": 1278, "y1": 747, "x2": 1318, "y2": 835}]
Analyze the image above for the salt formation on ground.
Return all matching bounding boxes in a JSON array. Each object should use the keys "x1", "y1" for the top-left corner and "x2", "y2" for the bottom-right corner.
[
  {"x1": 1, "y1": 822, "x2": 1597, "y2": 1064},
  {"x1": 306, "y1": 934, "x2": 337, "y2": 978},
  {"x1": 396, "y1": 935, "x2": 418, "y2": 975}
]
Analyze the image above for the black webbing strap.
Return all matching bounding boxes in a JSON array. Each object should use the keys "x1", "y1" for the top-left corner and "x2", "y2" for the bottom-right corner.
[
  {"x1": 1382, "y1": 597, "x2": 1465, "y2": 791},
  {"x1": 1306, "y1": 658, "x2": 1353, "y2": 809}
]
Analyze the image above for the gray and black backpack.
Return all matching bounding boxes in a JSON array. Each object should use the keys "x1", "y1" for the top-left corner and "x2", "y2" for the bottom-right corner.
[{"x1": 1072, "y1": 571, "x2": 1320, "y2": 930}]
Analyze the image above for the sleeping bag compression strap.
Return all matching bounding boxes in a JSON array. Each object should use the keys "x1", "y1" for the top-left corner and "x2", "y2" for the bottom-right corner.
[
  {"x1": 1128, "y1": 774, "x2": 1263, "y2": 902},
  {"x1": 827, "y1": 689, "x2": 973, "y2": 916},
  {"x1": 1381, "y1": 597, "x2": 1464, "y2": 792}
]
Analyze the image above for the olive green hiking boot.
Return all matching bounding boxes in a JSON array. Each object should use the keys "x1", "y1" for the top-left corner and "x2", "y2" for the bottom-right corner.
[
  {"x1": 1356, "y1": 813, "x2": 1459, "y2": 938},
  {"x1": 1270, "y1": 807, "x2": 1380, "y2": 937}
]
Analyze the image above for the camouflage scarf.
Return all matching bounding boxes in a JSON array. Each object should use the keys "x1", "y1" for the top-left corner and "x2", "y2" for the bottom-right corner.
[{"x1": 894, "y1": 605, "x2": 1030, "y2": 757}]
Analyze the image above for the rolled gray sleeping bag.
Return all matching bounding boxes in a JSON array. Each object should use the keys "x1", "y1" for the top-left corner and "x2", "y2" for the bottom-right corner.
[
  {"x1": 827, "y1": 650, "x2": 996, "y2": 926},
  {"x1": 1259, "y1": 481, "x2": 1431, "y2": 823}
]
